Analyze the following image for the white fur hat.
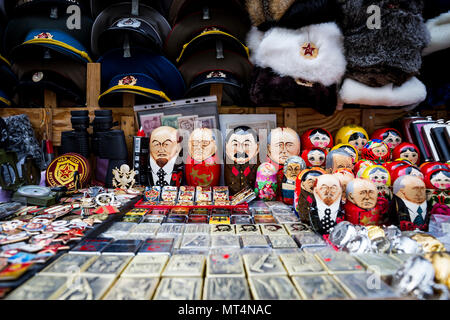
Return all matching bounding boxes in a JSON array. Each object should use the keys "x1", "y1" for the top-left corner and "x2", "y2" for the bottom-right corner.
[{"x1": 422, "y1": 11, "x2": 450, "y2": 56}]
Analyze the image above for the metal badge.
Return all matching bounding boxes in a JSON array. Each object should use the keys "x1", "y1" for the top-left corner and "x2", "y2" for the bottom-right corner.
[
  {"x1": 103, "y1": 277, "x2": 159, "y2": 300},
  {"x1": 183, "y1": 224, "x2": 210, "y2": 234},
  {"x1": 292, "y1": 275, "x2": 349, "y2": 300},
  {"x1": 180, "y1": 234, "x2": 210, "y2": 250},
  {"x1": 353, "y1": 254, "x2": 403, "y2": 277},
  {"x1": 154, "y1": 277, "x2": 203, "y2": 300},
  {"x1": 210, "y1": 224, "x2": 236, "y2": 234},
  {"x1": 279, "y1": 253, "x2": 327, "y2": 276},
  {"x1": 56, "y1": 275, "x2": 115, "y2": 300},
  {"x1": 82, "y1": 255, "x2": 132, "y2": 277},
  {"x1": 248, "y1": 276, "x2": 301, "y2": 300},
  {"x1": 204, "y1": 277, "x2": 251, "y2": 300},
  {"x1": 315, "y1": 251, "x2": 365, "y2": 274},
  {"x1": 268, "y1": 235, "x2": 298, "y2": 249},
  {"x1": 121, "y1": 255, "x2": 169, "y2": 278},
  {"x1": 260, "y1": 224, "x2": 288, "y2": 235},
  {"x1": 283, "y1": 223, "x2": 313, "y2": 235},
  {"x1": 211, "y1": 235, "x2": 241, "y2": 249},
  {"x1": 237, "y1": 224, "x2": 261, "y2": 235},
  {"x1": 6, "y1": 275, "x2": 68, "y2": 300},
  {"x1": 335, "y1": 273, "x2": 400, "y2": 299},
  {"x1": 240, "y1": 234, "x2": 269, "y2": 248},
  {"x1": 162, "y1": 254, "x2": 206, "y2": 277},
  {"x1": 207, "y1": 252, "x2": 245, "y2": 277},
  {"x1": 293, "y1": 232, "x2": 326, "y2": 248},
  {"x1": 243, "y1": 254, "x2": 287, "y2": 276},
  {"x1": 40, "y1": 253, "x2": 98, "y2": 275},
  {"x1": 157, "y1": 223, "x2": 185, "y2": 235}
]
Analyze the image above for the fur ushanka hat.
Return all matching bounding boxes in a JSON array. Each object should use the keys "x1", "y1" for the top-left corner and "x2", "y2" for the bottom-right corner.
[
  {"x1": 339, "y1": 0, "x2": 430, "y2": 87},
  {"x1": 246, "y1": 22, "x2": 346, "y2": 115},
  {"x1": 246, "y1": 0, "x2": 338, "y2": 31}
]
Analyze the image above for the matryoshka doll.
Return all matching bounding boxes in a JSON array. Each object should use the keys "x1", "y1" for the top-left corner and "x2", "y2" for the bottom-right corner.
[
  {"x1": 301, "y1": 147, "x2": 327, "y2": 168},
  {"x1": 391, "y1": 165, "x2": 424, "y2": 185},
  {"x1": 361, "y1": 140, "x2": 391, "y2": 164},
  {"x1": 354, "y1": 159, "x2": 376, "y2": 178},
  {"x1": 335, "y1": 125, "x2": 369, "y2": 156},
  {"x1": 331, "y1": 143, "x2": 358, "y2": 165},
  {"x1": 371, "y1": 128, "x2": 403, "y2": 152},
  {"x1": 361, "y1": 165, "x2": 393, "y2": 201},
  {"x1": 301, "y1": 128, "x2": 333, "y2": 151},
  {"x1": 424, "y1": 168, "x2": 450, "y2": 216},
  {"x1": 392, "y1": 143, "x2": 420, "y2": 166},
  {"x1": 294, "y1": 167, "x2": 326, "y2": 224},
  {"x1": 421, "y1": 162, "x2": 450, "y2": 178},
  {"x1": 333, "y1": 168, "x2": 355, "y2": 204},
  {"x1": 383, "y1": 161, "x2": 410, "y2": 178},
  {"x1": 282, "y1": 156, "x2": 306, "y2": 205},
  {"x1": 255, "y1": 162, "x2": 278, "y2": 201}
]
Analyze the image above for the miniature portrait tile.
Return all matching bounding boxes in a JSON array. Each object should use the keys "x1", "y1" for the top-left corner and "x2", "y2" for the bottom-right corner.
[
  {"x1": 131, "y1": 223, "x2": 160, "y2": 235},
  {"x1": 82, "y1": 255, "x2": 132, "y2": 277},
  {"x1": 184, "y1": 224, "x2": 211, "y2": 235},
  {"x1": 162, "y1": 254, "x2": 206, "y2": 277},
  {"x1": 243, "y1": 253, "x2": 287, "y2": 276},
  {"x1": 274, "y1": 215, "x2": 300, "y2": 224},
  {"x1": 210, "y1": 224, "x2": 236, "y2": 235},
  {"x1": 260, "y1": 224, "x2": 288, "y2": 235},
  {"x1": 315, "y1": 251, "x2": 365, "y2": 274},
  {"x1": 248, "y1": 276, "x2": 301, "y2": 300},
  {"x1": 6, "y1": 275, "x2": 68, "y2": 300},
  {"x1": 121, "y1": 255, "x2": 169, "y2": 277},
  {"x1": 334, "y1": 273, "x2": 400, "y2": 299},
  {"x1": 353, "y1": 254, "x2": 403, "y2": 277},
  {"x1": 292, "y1": 275, "x2": 349, "y2": 300},
  {"x1": 179, "y1": 234, "x2": 211, "y2": 250},
  {"x1": 206, "y1": 252, "x2": 245, "y2": 277},
  {"x1": 55, "y1": 275, "x2": 116, "y2": 300},
  {"x1": 157, "y1": 223, "x2": 185, "y2": 235},
  {"x1": 279, "y1": 252, "x2": 327, "y2": 276},
  {"x1": 103, "y1": 277, "x2": 160, "y2": 300},
  {"x1": 293, "y1": 233, "x2": 327, "y2": 248},
  {"x1": 236, "y1": 224, "x2": 261, "y2": 235},
  {"x1": 203, "y1": 277, "x2": 251, "y2": 300},
  {"x1": 40, "y1": 253, "x2": 98, "y2": 275},
  {"x1": 153, "y1": 277, "x2": 203, "y2": 300},
  {"x1": 283, "y1": 223, "x2": 314, "y2": 235},
  {"x1": 240, "y1": 234, "x2": 270, "y2": 248},
  {"x1": 268, "y1": 235, "x2": 298, "y2": 249}
]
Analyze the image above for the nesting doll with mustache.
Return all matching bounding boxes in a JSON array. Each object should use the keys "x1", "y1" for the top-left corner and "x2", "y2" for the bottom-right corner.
[{"x1": 224, "y1": 126, "x2": 260, "y2": 195}]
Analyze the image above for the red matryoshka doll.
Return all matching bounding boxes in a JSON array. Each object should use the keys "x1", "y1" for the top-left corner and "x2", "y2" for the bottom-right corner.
[
  {"x1": 344, "y1": 178, "x2": 388, "y2": 226},
  {"x1": 390, "y1": 175, "x2": 429, "y2": 231},
  {"x1": 301, "y1": 128, "x2": 333, "y2": 151},
  {"x1": 294, "y1": 167, "x2": 326, "y2": 223},
  {"x1": 424, "y1": 168, "x2": 450, "y2": 216},
  {"x1": 391, "y1": 165, "x2": 424, "y2": 185},
  {"x1": 361, "y1": 165, "x2": 393, "y2": 201},
  {"x1": 371, "y1": 128, "x2": 403, "y2": 151},
  {"x1": 354, "y1": 159, "x2": 376, "y2": 178},
  {"x1": 185, "y1": 128, "x2": 220, "y2": 187},
  {"x1": 333, "y1": 168, "x2": 355, "y2": 204},
  {"x1": 383, "y1": 161, "x2": 409, "y2": 177},
  {"x1": 420, "y1": 162, "x2": 449, "y2": 178},
  {"x1": 301, "y1": 147, "x2": 327, "y2": 168},
  {"x1": 332, "y1": 143, "x2": 359, "y2": 165},
  {"x1": 335, "y1": 125, "x2": 369, "y2": 156},
  {"x1": 392, "y1": 143, "x2": 420, "y2": 166},
  {"x1": 361, "y1": 139, "x2": 391, "y2": 163}
]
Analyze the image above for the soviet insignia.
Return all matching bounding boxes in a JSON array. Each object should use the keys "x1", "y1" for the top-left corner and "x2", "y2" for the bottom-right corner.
[
  {"x1": 206, "y1": 71, "x2": 227, "y2": 79},
  {"x1": 46, "y1": 153, "x2": 90, "y2": 190},
  {"x1": 34, "y1": 32, "x2": 53, "y2": 40},
  {"x1": 300, "y1": 42, "x2": 318, "y2": 59},
  {"x1": 118, "y1": 75, "x2": 137, "y2": 86},
  {"x1": 201, "y1": 27, "x2": 220, "y2": 34},
  {"x1": 32, "y1": 72, "x2": 44, "y2": 83},
  {"x1": 295, "y1": 78, "x2": 314, "y2": 87},
  {"x1": 117, "y1": 18, "x2": 141, "y2": 28}
]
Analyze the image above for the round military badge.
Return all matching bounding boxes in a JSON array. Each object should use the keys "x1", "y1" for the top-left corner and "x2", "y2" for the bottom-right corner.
[
  {"x1": 46, "y1": 153, "x2": 90, "y2": 190},
  {"x1": 32, "y1": 72, "x2": 44, "y2": 82},
  {"x1": 118, "y1": 75, "x2": 137, "y2": 86},
  {"x1": 300, "y1": 42, "x2": 319, "y2": 59},
  {"x1": 117, "y1": 18, "x2": 141, "y2": 28},
  {"x1": 22, "y1": 222, "x2": 46, "y2": 233},
  {"x1": 34, "y1": 32, "x2": 53, "y2": 39}
]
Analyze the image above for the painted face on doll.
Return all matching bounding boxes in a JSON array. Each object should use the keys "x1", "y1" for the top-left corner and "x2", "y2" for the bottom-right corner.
[
  {"x1": 308, "y1": 149, "x2": 326, "y2": 167},
  {"x1": 372, "y1": 144, "x2": 389, "y2": 158},
  {"x1": 314, "y1": 174, "x2": 342, "y2": 206},
  {"x1": 285, "y1": 163, "x2": 303, "y2": 181},
  {"x1": 348, "y1": 133, "x2": 368, "y2": 155},
  {"x1": 383, "y1": 131, "x2": 402, "y2": 150},
  {"x1": 332, "y1": 153, "x2": 354, "y2": 172},
  {"x1": 430, "y1": 171, "x2": 450, "y2": 190},
  {"x1": 310, "y1": 132, "x2": 330, "y2": 149},
  {"x1": 395, "y1": 175, "x2": 426, "y2": 204},
  {"x1": 301, "y1": 171, "x2": 323, "y2": 193},
  {"x1": 333, "y1": 170, "x2": 354, "y2": 200},
  {"x1": 150, "y1": 126, "x2": 181, "y2": 167},
  {"x1": 340, "y1": 147, "x2": 357, "y2": 164},
  {"x1": 400, "y1": 149, "x2": 419, "y2": 165},
  {"x1": 347, "y1": 179, "x2": 378, "y2": 209},
  {"x1": 268, "y1": 128, "x2": 301, "y2": 165},
  {"x1": 259, "y1": 162, "x2": 277, "y2": 177},
  {"x1": 188, "y1": 128, "x2": 217, "y2": 162},
  {"x1": 368, "y1": 169, "x2": 390, "y2": 187},
  {"x1": 225, "y1": 127, "x2": 259, "y2": 165}
]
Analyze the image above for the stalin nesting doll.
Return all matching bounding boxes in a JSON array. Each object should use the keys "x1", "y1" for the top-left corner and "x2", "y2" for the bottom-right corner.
[
  {"x1": 390, "y1": 175, "x2": 430, "y2": 232},
  {"x1": 185, "y1": 128, "x2": 220, "y2": 187},
  {"x1": 309, "y1": 174, "x2": 345, "y2": 235},
  {"x1": 267, "y1": 127, "x2": 301, "y2": 201},
  {"x1": 281, "y1": 156, "x2": 306, "y2": 205},
  {"x1": 148, "y1": 126, "x2": 184, "y2": 187},
  {"x1": 224, "y1": 126, "x2": 259, "y2": 196},
  {"x1": 344, "y1": 178, "x2": 388, "y2": 226},
  {"x1": 424, "y1": 168, "x2": 450, "y2": 216},
  {"x1": 294, "y1": 168, "x2": 326, "y2": 224}
]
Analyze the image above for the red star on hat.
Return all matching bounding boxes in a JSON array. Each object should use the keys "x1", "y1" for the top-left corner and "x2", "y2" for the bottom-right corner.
[{"x1": 302, "y1": 43, "x2": 316, "y2": 56}]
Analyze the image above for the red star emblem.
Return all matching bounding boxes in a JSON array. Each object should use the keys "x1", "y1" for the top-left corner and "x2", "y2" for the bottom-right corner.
[
  {"x1": 302, "y1": 43, "x2": 316, "y2": 56},
  {"x1": 38, "y1": 244, "x2": 70, "y2": 254},
  {"x1": 59, "y1": 164, "x2": 73, "y2": 180}
]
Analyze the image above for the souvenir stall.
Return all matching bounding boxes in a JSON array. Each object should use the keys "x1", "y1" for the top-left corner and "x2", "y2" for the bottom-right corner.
[{"x1": 0, "y1": 0, "x2": 449, "y2": 301}]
